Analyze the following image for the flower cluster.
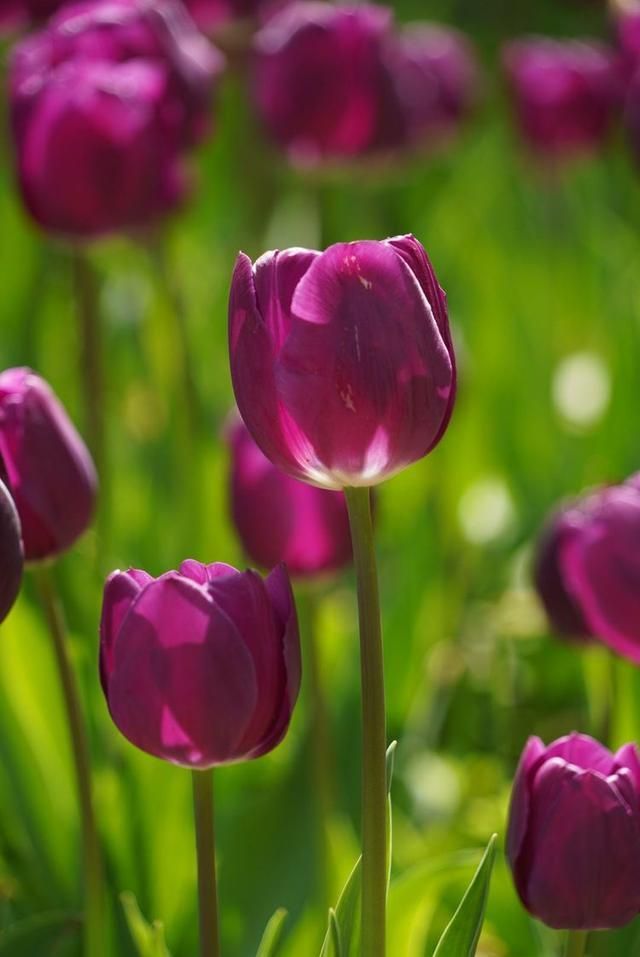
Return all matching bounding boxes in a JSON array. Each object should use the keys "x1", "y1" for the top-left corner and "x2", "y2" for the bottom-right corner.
[
  {"x1": 252, "y1": 3, "x2": 480, "y2": 165},
  {"x1": 9, "y1": 0, "x2": 224, "y2": 237}
]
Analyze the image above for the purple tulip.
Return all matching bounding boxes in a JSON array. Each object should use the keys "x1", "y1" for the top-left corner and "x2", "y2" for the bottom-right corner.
[
  {"x1": 252, "y1": 2, "x2": 405, "y2": 164},
  {"x1": 613, "y1": 5, "x2": 640, "y2": 85},
  {"x1": 227, "y1": 414, "x2": 353, "y2": 577},
  {"x1": 507, "y1": 732, "x2": 640, "y2": 930},
  {"x1": 503, "y1": 37, "x2": 620, "y2": 159},
  {"x1": 533, "y1": 507, "x2": 593, "y2": 641},
  {"x1": 100, "y1": 560, "x2": 300, "y2": 767},
  {"x1": 560, "y1": 479, "x2": 640, "y2": 664},
  {"x1": 0, "y1": 369, "x2": 97, "y2": 562},
  {"x1": 390, "y1": 24, "x2": 480, "y2": 150},
  {"x1": 228, "y1": 234, "x2": 456, "y2": 489},
  {"x1": 184, "y1": 0, "x2": 287, "y2": 30},
  {"x1": 0, "y1": 480, "x2": 24, "y2": 624},
  {"x1": 9, "y1": 0, "x2": 223, "y2": 237}
]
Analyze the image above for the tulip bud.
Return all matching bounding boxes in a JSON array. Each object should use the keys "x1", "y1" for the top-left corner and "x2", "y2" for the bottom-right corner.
[
  {"x1": 9, "y1": 0, "x2": 224, "y2": 237},
  {"x1": 0, "y1": 368, "x2": 97, "y2": 562},
  {"x1": 100, "y1": 560, "x2": 301, "y2": 767},
  {"x1": 252, "y1": 2, "x2": 405, "y2": 164},
  {"x1": 391, "y1": 24, "x2": 480, "y2": 151},
  {"x1": 613, "y1": 2, "x2": 640, "y2": 85},
  {"x1": 559, "y1": 478, "x2": 640, "y2": 664},
  {"x1": 0, "y1": 480, "x2": 24, "y2": 623},
  {"x1": 227, "y1": 414, "x2": 353, "y2": 577},
  {"x1": 502, "y1": 37, "x2": 620, "y2": 159},
  {"x1": 532, "y1": 507, "x2": 593, "y2": 641},
  {"x1": 507, "y1": 732, "x2": 640, "y2": 930},
  {"x1": 184, "y1": 0, "x2": 289, "y2": 31},
  {"x1": 229, "y1": 234, "x2": 456, "y2": 489}
]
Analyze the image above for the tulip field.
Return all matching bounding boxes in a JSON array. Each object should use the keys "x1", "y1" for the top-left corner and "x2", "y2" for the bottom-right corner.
[{"x1": 3, "y1": 0, "x2": 640, "y2": 955}]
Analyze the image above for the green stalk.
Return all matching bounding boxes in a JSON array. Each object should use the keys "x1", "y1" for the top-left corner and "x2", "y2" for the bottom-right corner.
[
  {"x1": 300, "y1": 587, "x2": 333, "y2": 911},
  {"x1": 192, "y1": 770, "x2": 221, "y2": 957},
  {"x1": 344, "y1": 486, "x2": 387, "y2": 957},
  {"x1": 71, "y1": 248, "x2": 108, "y2": 564},
  {"x1": 33, "y1": 565, "x2": 104, "y2": 957},
  {"x1": 72, "y1": 249, "x2": 106, "y2": 482},
  {"x1": 564, "y1": 930, "x2": 589, "y2": 957}
]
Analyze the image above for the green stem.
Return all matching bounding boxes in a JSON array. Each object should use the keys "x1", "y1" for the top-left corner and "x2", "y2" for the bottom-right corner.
[
  {"x1": 344, "y1": 486, "x2": 387, "y2": 957},
  {"x1": 71, "y1": 248, "x2": 106, "y2": 482},
  {"x1": 192, "y1": 770, "x2": 221, "y2": 957},
  {"x1": 33, "y1": 565, "x2": 104, "y2": 957},
  {"x1": 300, "y1": 587, "x2": 333, "y2": 911},
  {"x1": 71, "y1": 248, "x2": 108, "y2": 564},
  {"x1": 149, "y1": 234, "x2": 201, "y2": 437},
  {"x1": 564, "y1": 930, "x2": 589, "y2": 957}
]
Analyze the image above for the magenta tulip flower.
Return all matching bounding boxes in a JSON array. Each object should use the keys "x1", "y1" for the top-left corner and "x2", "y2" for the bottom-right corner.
[
  {"x1": 252, "y1": 2, "x2": 405, "y2": 164},
  {"x1": 9, "y1": 0, "x2": 223, "y2": 237},
  {"x1": 560, "y1": 478, "x2": 640, "y2": 664},
  {"x1": 100, "y1": 560, "x2": 300, "y2": 767},
  {"x1": 229, "y1": 234, "x2": 456, "y2": 490},
  {"x1": 0, "y1": 369, "x2": 97, "y2": 563},
  {"x1": 507, "y1": 732, "x2": 640, "y2": 930},
  {"x1": 614, "y1": 5, "x2": 640, "y2": 85},
  {"x1": 391, "y1": 24, "x2": 481, "y2": 150},
  {"x1": 533, "y1": 507, "x2": 593, "y2": 641},
  {"x1": 227, "y1": 414, "x2": 353, "y2": 577},
  {"x1": 503, "y1": 37, "x2": 620, "y2": 159},
  {"x1": 0, "y1": 480, "x2": 24, "y2": 624}
]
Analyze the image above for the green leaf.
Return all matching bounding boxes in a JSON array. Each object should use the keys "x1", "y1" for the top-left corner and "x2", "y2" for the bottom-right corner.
[
  {"x1": 319, "y1": 855, "x2": 361, "y2": 957},
  {"x1": 121, "y1": 892, "x2": 171, "y2": 957},
  {"x1": 385, "y1": 741, "x2": 397, "y2": 793},
  {"x1": 0, "y1": 911, "x2": 80, "y2": 956},
  {"x1": 432, "y1": 835, "x2": 497, "y2": 957},
  {"x1": 329, "y1": 909, "x2": 342, "y2": 957},
  {"x1": 256, "y1": 908, "x2": 288, "y2": 957},
  {"x1": 320, "y1": 741, "x2": 397, "y2": 957}
]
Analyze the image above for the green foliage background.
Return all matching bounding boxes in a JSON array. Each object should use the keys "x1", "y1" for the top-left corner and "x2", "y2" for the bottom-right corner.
[{"x1": 2, "y1": 0, "x2": 640, "y2": 954}]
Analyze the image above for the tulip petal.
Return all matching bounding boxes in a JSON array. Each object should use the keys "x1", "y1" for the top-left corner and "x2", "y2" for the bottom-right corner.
[
  {"x1": 615, "y1": 743, "x2": 640, "y2": 791},
  {"x1": 0, "y1": 368, "x2": 97, "y2": 561},
  {"x1": 506, "y1": 735, "x2": 545, "y2": 867},
  {"x1": 107, "y1": 573, "x2": 258, "y2": 767},
  {"x1": 99, "y1": 567, "x2": 153, "y2": 693},
  {"x1": 0, "y1": 479, "x2": 23, "y2": 624},
  {"x1": 544, "y1": 732, "x2": 616, "y2": 775},
  {"x1": 247, "y1": 563, "x2": 301, "y2": 758},
  {"x1": 280, "y1": 239, "x2": 453, "y2": 485},
  {"x1": 562, "y1": 488, "x2": 640, "y2": 663},
  {"x1": 523, "y1": 760, "x2": 640, "y2": 929},
  {"x1": 229, "y1": 251, "x2": 324, "y2": 483}
]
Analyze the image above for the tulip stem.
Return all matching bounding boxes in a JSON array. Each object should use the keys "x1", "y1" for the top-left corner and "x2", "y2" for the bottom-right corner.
[
  {"x1": 344, "y1": 486, "x2": 387, "y2": 957},
  {"x1": 72, "y1": 249, "x2": 107, "y2": 507},
  {"x1": 33, "y1": 565, "x2": 104, "y2": 957},
  {"x1": 192, "y1": 769, "x2": 221, "y2": 957},
  {"x1": 301, "y1": 587, "x2": 333, "y2": 912},
  {"x1": 564, "y1": 931, "x2": 589, "y2": 957}
]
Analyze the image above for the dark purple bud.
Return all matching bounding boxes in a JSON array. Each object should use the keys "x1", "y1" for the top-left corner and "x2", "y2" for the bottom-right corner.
[
  {"x1": 0, "y1": 368, "x2": 97, "y2": 562},
  {"x1": 0, "y1": 480, "x2": 24, "y2": 624},
  {"x1": 561, "y1": 479, "x2": 640, "y2": 664},
  {"x1": 229, "y1": 234, "x2": 456, "y2": 489},
  {"x1": 100, "y1": 560, "x2": 301, "y2": 767},
  {"x1": 9, "y1": 0, "x2": 224, "y2": 237},
  {"x1": 533, "y1": 506, "x2": 593, "y2": 641},
  {"x1": 503, "y1": 37, "x2": 620, "y2": 160},
  {"x1": 613, "y1": 4, "x2": 640, "y2": 85},
  {"x1": 507, "y1": 733, "x2": 640, "y2": 930},
  {"x1": 390, "y1": 23, "x2": 481, "y2": 151},
  {"x1": 252, "y1": 2, "x2": 405, "y2": 164},
  {"x1": 227, "y1": 413, "x2": 353, "y2": 578}
]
